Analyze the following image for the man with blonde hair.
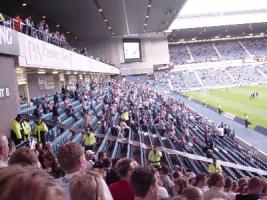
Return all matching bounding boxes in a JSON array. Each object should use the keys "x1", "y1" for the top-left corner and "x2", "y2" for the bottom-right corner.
[
  {"x1": 0, "y1": 165, "x2": 63, "y2": 200},
  {"x1": 0, "y1": 135, "x2": 9, "y2": 168},
  {"x1": 69, "y1": 171, "x2": 113, "y2": 200},
  {"x1": 56, "y1": 142, "x2": 86, "y2": 200}
]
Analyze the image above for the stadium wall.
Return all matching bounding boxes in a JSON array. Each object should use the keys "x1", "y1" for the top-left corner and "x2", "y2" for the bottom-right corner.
[{"x1": 0, "y1": 54, "x2": 20, "y2": 136}]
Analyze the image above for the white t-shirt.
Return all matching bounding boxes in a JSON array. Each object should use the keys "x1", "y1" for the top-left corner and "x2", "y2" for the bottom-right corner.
[
  {"x1": 157, "y1": 186, "x2": 169, "y2": 199},
  {"x1": 57, "y1": 172, "x2": 78, "y2": 200}
]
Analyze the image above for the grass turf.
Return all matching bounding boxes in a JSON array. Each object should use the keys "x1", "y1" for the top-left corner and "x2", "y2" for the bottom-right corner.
[{"x1": 183, "y1": 85, "x2": 267, "y2": 128}]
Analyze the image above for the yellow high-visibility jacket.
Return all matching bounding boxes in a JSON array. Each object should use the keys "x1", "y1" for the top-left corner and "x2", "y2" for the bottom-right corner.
[
  {"x1": 22, "y1": 121, "x2": 32, "y2": 139},
  {"x1": 35, "y1": 122, "x2": 48, "y2": 142},
  {"x1": 83, "y1": 133, "x2": 96, "y2": 146},
  {"x1": 121, "y1": 112, "x2": 129, "y2": 121},
  {"x1": 208, "y1": 163, "x2": 222, "y2": 174},
  {"x1": 10, "y1": 120, "x2": 22, "y2": 140},
  {"x1": 148, "y1": 149, "x2": 162, "y2": 166}
]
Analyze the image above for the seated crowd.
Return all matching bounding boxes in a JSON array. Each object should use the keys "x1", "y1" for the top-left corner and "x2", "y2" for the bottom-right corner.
[{"x1": 0, "y1": 79, "x2": 267, "y2": 200}]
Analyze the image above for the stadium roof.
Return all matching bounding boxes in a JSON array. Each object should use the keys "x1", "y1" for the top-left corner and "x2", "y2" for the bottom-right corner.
[
  {"x1": 168, "y1": 0, "x2": 267, "y2": 42},
  {"x1": 0, "y1": 0, "x2": 186, "y2": 40}
]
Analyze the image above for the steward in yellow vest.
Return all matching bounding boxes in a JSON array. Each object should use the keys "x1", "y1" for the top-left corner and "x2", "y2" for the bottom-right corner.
[
  {"x1": 34, "y1": 118, "x2": 48, "y2": 147},
  {"x1": 121, "y1": 111, "x2": 129, "y2": 121},
  {"x1": 148, "y1": 147, "x2": 162, "y2": 167},
  {"x1": 83, "y1": 127, "x2": 96, "y2": 151},
  {"x1": 10, "y1": 114, "x2": 23, "y2": 145},
  {"x1": 208, "y1": 158, "x2": 222, "y2": 174},
  {"x1": 22, "y1": 119, "x2": 32, "y2": 140}
]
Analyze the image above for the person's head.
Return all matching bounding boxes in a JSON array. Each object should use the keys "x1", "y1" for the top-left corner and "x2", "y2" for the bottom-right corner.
[
  {"x1": 212, "y1": 158, "x2": 217, "y2": 165},
  {"x1": 232, "y1": 180, "x2": 238, "y2": 192},
  {"x1": 207, "y1": 173, "x2": 225, "y2": 188},
  {"x1": 15, "y1": 114, "x2": 23, "y2": 123},
  {"x1": 37, "y1": 117, "x2": 42, "y2": 124},
  {"x1": 159, "y1": 165, "x2": 169, "y2": 175},
  {"x1": 8, "y1": 147, "x2": 39, "y2": 167},
  {"x1": 0, "y1": 165, "x2": 63, "y2": 200},
  {"x1": 181, "y1": 186, "x2": 203, "y2": 200},
  {"x1": 0, "y1": 135, "x2": 9, "y2": 162},
  {"x1": 130, "y1": 166, "x2": 158, "y2": 200},
  {"x1": 247, "y1": 176, "x2": 264, "y2": 195},
  {"x1": 97, "y1": 151, "x2": 106, "y2": 162},
  {"x1": 57, "y1": 142, "x2": 86, "y2": 173},
  {"x1": 174, "y1": 177, "x2": 189, "y2": 194},
  {"x1": 238, "y1": 177, "x2": 248, "y2": 192},
  {"x1": 115, "y1": 158, "x2": 138, "y2": 180},
  {"x1": 102, "y1": 158, "x2": 111, "y2": 169},
  {"x1": 69, "y1": 171, "x2": 103, "y2": 200},
  {"x1": 194, "y1": 173, "x2": 207, "y2": 188},
  {"x1": 85, "y1": 150, "x2": 95, "y2": 161},
  {"x1": 173, "y1": 171, "x2": 181, "y2": 180},
  {"x1": 224, "y1": 177, "x2": 233, "y2": 192},
  {"x1": 43, "y1": 152, "x2": 58, "y2": 169}
]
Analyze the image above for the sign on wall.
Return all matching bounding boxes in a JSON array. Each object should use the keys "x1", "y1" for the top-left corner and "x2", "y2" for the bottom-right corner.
[
  {"x1": 0, "y1": 87, "x2": 10, "y2": 99},
  {"x1": 0, "y1": 25, "x2": 19, "y2": 55},
  {"x1": 38, "y1": 76, "x2": 55, "y2": 91}
]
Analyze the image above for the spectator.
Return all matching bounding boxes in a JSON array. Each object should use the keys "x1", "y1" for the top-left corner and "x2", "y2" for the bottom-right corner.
[
  {"x1": 173, "y1": 177, "x2": 189, "y2": 195},
  {"x1": 106, "y1": 158, "x2": 120, "y2": 186},
  {"x1": 0, "y1": 135, "x2": 9, "y2": 168},
  {"x1": 180, "y1": 186, "x2": 204, "y2": 200},
  {"x1": 130, "y1": 166, "x2": 158, "y2": 200},
  {"x1": 0, "y1": 165, "x2": 64, "y2": 200},
  {"x1": 85, "y1": 149, "x2": 95, "y2": 171},
  {"x1": 43, "y1": 152, "x2": 65, "y2": 178},
  {"x1": 56, "y1": 142, "x2": 86, "y2": 200},
  {"x1": 159, "y1": 165, "x2": 174, "y2": 196},
  {"x1": 69, "y1": 171, "x2": 113, "y2": 200},
  {"x1": 14, "y1": 15, "x2": 22, "y2": 31},
  {"x1": 204, "y1": 173, "x2": 227, "y2": 200},
  {"x1": 94, "y1": 151, "x2": 106, "y2": 168},
  {"x1": 235, "y1": 177, "x2": 264, "y2": 200},
  {"x1": 109, "y1": 158, "x2": 138, "y2": 200},
  {"x1": 194, "y1": 173, "x2": 208, "y2": 193},
  {"x1": 224, "y1": 177, "x2": 236, "y2": 200},
  {"x1": 54, "y1": 92, "x2": 59, "y2": 104},
  {"x1": 52, "y1": 103, "x2": 60, "y2": 124},
  {"x1": 8, "y1": 147, "x2": 39, "y2": 167}
]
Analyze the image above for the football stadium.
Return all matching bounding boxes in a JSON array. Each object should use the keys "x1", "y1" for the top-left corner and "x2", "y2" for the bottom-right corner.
[{"x1": 0, "y1": 0, "x2": 267, "y2": 199}]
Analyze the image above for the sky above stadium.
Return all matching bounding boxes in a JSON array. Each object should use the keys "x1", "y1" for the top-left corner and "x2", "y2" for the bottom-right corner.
[{"x1": 169, "y1": 0, "x2": 267, "y2": 30}]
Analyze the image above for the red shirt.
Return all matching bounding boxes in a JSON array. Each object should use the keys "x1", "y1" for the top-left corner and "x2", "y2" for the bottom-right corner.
[{"x1": 109, "y1": 179, "x2": 134, "y2": 200}]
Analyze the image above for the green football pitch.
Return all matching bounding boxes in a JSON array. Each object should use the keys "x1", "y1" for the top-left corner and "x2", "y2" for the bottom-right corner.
[{"x1": 182, "y1": 85, "x2": 267, "y2": 128}]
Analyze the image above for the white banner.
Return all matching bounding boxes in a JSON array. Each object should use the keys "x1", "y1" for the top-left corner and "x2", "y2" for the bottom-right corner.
[{"x1": 18, "y1": 33, "x2": 119, "y2": 74}]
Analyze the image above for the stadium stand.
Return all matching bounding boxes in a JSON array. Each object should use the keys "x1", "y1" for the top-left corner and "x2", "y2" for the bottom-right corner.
[{"x1": 1, "y1": 1, "x2": 267, "y2": 200}]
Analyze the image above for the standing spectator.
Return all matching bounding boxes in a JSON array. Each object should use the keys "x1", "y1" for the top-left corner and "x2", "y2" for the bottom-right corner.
[
  {"x1": 235, "y1": 177, "x2": 264, "y2": 200},
  {"x1": 85, "y1": 150, "x2": 95, "y2": 171},
  {"x1": 14, "y1": 15, "x2": 22, "y2": 31},
  {"x1": 24, "y1": 16, "x2": 32, "y2": 35},
  {"x1": 109, "y1": 158, "x2": 138, "y2": 200},
  {"x1": 130, "y1": 166, "x2": 158, "y2": 200},
  {"x1": 8, "y1": 147, "x2": 39, "y2": 167},
  {"x1": 194, "y1": 173, "x2": 208, "y2": 193},
  {"x1": 56, "y1": 142, "x2": 86, "y2": 200},
  {"x1": 181, "y1": 186, "x2": 204, "y2": 200},
  {"x1": 52, "y1": 103, "x2": 60, "y2": 124},
  {"x1": 159, "y1": 165, "x2": 174, "y2": 196},
  {"x1": 54, "y1": 92, "x2": 59, "y2": 104},
  {"x1": 0, "y1": 135, "x2": 9, "y2": 168},
  {"x1": 173, "y1": 177, "x2": 188, "y2": 195},
  {"x1": 106, "y1": 158, "x2": 120, "y2": 186},
  {"x1": 69, "y1": 171, "x2": 113, "y2": 200},
  {"x1": 0, "y1": 165, "x2": 64, "y2": 200},
  {"x1": 34, "y1": 117, "x2": 48, "y2": 148},
  {"x1": 43, "y1": 152, "x2": 65, "y2": 179},
  {"x1": 224, "y1": 177, "x2": 236, "y2": 200},
  {"x1": 204, "y1": 173, "x2": 227, "y2": 200}
]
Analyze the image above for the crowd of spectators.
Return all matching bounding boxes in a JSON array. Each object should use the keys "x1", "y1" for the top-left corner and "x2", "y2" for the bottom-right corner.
[
  {"x1": 153, "y1": 64, "x2": 267, "y2": 90},
  {"x1": 169, "y1": 38, "x2": 267, "y2": 65},
  {"x1": 1, "y1": 79, "x2": 267, "y2": 200}
]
